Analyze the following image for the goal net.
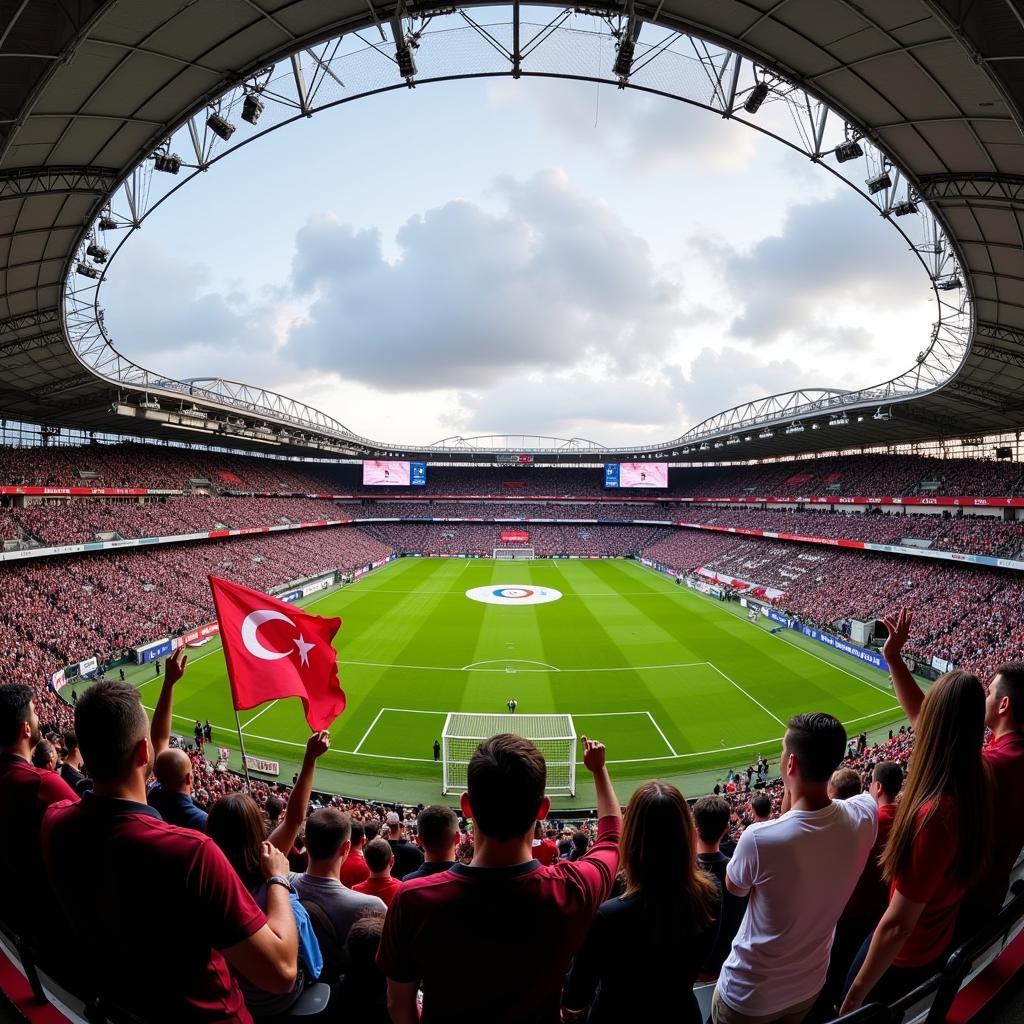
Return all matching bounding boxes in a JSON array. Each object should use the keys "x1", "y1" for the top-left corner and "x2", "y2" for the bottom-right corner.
[
  {"x1": 494, "y1": 547, "x2": 536, "y2": 559},
  {"x1": 441, "y1": 712, "x2": 577, "y2": 796}
]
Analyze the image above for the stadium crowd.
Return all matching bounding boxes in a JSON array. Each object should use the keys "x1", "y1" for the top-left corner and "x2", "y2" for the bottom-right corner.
[
  {"x1": 360, "y1": 522, "x2": 668, "y2": 557},
  {"x1": 1, "y1": 496, "x2": 345, "y2": 547},
  {"x1": 1, "y1": 614, "x2": 1023, "y2": 1024},
  {"x1": 640, "y1": 530, "x2": 1024, "y2": 682},
  {"x1": 6, "y1": 496, "x2": 1024, "y2": 565},
  {"x1": 4, "y1": 444, "x2": 1024, "y2": 499}
]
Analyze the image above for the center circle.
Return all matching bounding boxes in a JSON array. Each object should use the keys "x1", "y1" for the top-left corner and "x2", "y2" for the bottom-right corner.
[{"x1": 466, "y1": 585, "x2": 563, "y2": 606}]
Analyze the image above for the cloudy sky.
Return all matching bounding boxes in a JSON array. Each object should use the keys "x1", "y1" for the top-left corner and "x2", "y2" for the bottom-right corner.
[{"x1": 103, "y1": 68, "x2": 935, "y2": 448}]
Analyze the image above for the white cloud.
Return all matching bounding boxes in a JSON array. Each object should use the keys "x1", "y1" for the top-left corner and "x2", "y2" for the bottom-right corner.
[
  {"x1": 283, "y1": 169, "x2": 684, "y2": 390},
  {"x1": 701, "y1": 190, "x2": 931, "y2": 347},
  {"x1": 487, "y1": 78, "x2": 758, "y2": 173}
]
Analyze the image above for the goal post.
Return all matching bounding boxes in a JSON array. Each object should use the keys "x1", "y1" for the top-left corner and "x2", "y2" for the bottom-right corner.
[
  {"x1": 441, "y1": 712, "x2": 577, "y2": 797},
  {"x1": 493, "y1": 547, "x2": 536, "y2": 560}
]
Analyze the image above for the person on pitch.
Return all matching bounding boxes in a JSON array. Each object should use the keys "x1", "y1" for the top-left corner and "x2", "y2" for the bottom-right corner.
[
  {"x1": 507, "y1": 699, "x2": 518, "y2": 714},
  {"x1": 433, "y1": 739, "x2": 441, "y2": 762}
]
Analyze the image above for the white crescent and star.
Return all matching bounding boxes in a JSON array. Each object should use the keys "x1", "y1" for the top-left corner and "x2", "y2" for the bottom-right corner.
[{"x1": 240, "y1": 609, "x2": 317, "y2": 666}]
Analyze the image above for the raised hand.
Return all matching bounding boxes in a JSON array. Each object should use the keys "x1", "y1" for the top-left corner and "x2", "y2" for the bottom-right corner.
[
  {"x1": 259, "y1": 840, "x2": 290, "y2": 880},
  {"x1": 581, "y1": 736, "x2": 606, "y2": 773},
  {"x1": 165, "y1": 648, "x2": 188, "y2": 686},
  {"x1": 304, "y1": 729, "x2": 331, "y2": 761},
  {"x1": 882, "y1": 607, "x2": 913, "y2": 662}
]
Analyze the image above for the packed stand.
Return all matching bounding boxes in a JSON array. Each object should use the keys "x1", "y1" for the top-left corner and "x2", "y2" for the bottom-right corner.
[
  {"x1": 641, "y1": 529, "x2": 1024, "y2": 682},
  {"x1": 1, "y1": 495, "x2": 347, "y2": 546},
  {"x1": 680, "y1": 506, "x2": 1024, "y2": 558},
  {"x1": 360, "y1": 522, "x2": 670, "y2": 557}
]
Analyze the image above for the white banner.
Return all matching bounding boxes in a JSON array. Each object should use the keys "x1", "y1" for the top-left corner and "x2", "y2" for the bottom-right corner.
[
  {"x1": 245, "y1": 755, "x2": 280, "y2": 776},
  {"x1": 78, "y1": 656, "x2": 98, "y2": 676}
]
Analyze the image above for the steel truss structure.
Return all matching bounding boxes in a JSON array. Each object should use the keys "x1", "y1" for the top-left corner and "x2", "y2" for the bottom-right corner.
[{"x1": 60, "y1": 6, "x2": 972, "y2": 458}]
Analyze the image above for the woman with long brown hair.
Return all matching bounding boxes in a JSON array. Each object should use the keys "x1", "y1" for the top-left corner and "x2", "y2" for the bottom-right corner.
[
  {"x1": 207, "y1": 731, "x2": 331, "y2": 1016},
  {"x1": 561, "y1": 780, "x2": 721, "y2": 1023},
  {"x1": 840, "y1": 669, "x2": 992, "y2": 1012}
]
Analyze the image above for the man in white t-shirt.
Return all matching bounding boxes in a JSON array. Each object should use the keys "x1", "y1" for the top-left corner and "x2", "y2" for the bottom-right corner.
[{"x1": 712, "y1": 712, "x2": 878, "y2": 1024}]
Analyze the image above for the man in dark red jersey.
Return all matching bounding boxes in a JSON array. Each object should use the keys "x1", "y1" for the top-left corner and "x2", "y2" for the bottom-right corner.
[
  {"x1": 378, "y1": 734, "x2": 621, "y2": 1023},
  {"x1": 42, "y1": 681, "x2": 299, "y2": 1023},
  {"x1": 0, "y1": 685, "x2": 78, "y2": 952},
  {"x1": 883, "y1": 609, "x2": 1024, "y2": 931}
]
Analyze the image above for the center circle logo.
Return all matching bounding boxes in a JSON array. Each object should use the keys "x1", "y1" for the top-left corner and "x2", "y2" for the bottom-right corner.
[{"x1": 466, "y1": 585, "x2": 563, "y2": 606}]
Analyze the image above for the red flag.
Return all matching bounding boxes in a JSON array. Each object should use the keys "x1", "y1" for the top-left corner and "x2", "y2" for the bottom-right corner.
[{"x1": 209, "y1": 575, "x2": 345, "y2": 731}]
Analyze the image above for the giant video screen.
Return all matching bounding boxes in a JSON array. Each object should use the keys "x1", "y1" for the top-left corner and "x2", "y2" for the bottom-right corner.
[
  {"x1": 362, "y1": 460, "x2": 427, "y2": 487},
  {"x1": 604, "y1": 462, "x2": 669, "y2": 488}
]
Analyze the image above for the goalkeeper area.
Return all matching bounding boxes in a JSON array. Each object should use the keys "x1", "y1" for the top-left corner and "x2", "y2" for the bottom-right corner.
[{"x1": 117, "y1": 557, "x2": 908, "y2": 806}]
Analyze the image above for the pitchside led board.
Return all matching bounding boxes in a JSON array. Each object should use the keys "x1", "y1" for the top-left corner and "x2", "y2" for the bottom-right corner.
[
  {"x1": 603, "y1": 462, "x2": 669, "y2": 488},
  {"x1": 362, "y1": 460, "x2": 427, "y2": 486}
]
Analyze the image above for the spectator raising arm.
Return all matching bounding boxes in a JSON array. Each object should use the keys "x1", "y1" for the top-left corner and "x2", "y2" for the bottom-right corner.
[
  {"x1": 882, "y1": 608, "x2": 925, "y2": 727},
  {"x1": 581, "y1": 735, "x2": 621, "y2": 826},
  {"x1": 269, "y1": 730, "x2": 331, "y2": 854},
  {"x1": 150, "y1": 648, "x2": 188, "y2": 757},
  {"x1": 222, "y1": 841, "x2": 300, "y2": 995}
]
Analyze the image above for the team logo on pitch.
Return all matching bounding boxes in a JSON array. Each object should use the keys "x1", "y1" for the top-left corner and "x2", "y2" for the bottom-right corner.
[{"x1": 465, "y1": 585, "x2": 563, "y2": 606}]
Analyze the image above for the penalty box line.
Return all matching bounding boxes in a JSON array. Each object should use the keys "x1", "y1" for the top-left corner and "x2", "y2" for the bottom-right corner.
[{"x1": 358, "y1": 707, "x2": 679, "y2": 761}]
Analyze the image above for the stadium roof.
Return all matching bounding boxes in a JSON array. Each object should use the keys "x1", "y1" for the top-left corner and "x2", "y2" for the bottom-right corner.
[{"x1": 1, "y1": 0, "x2": 1023, "y2": 463}]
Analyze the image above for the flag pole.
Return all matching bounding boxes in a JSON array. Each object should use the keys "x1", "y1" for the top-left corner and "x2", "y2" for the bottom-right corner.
[{"x1": 234, "y1": 708, "x2": 253, "y2": 790}]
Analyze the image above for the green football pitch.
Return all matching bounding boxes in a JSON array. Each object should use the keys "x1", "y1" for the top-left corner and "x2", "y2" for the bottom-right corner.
[{"x1": 118, "y1": 557, "x2": 909, "y2": 807}]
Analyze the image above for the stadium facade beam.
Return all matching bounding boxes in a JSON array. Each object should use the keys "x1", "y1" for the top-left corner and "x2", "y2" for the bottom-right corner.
[
  {"x1": 0, "y1": 166, "x2": 119, "y2": 199},
  {"x1": 916, "y1": 173, "x2": 1024, "y2": 205}
]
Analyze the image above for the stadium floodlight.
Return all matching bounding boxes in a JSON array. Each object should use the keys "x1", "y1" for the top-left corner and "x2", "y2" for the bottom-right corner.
[
  {"x1": 86, "y1": 243, "x2": 108, "y2": 263},
  {"x1": 834, "y1": 139, "x2": 863, "y2": 163},
  {"x1": 784, "y1": 423, "x2": 804, "y2": 434},
  {"x1": 241, "y1": 93, "x2": 264, "y2": 125},
  {"x1": 699, "y1": 442, "x2": 710, "y2": 451},
  {"x1": 828, "y1": 414, "x2": 850, "y2": 427},
  {"x1": 612, "y1": 37, "x2": 635, "y2": 79},
  {"x1": 442, "y1": 713, "x2": 577, "y2": 796},
  {"x1": 936, "y1": 275, "x2": 962, "y2": 291},
  {"x1": 713, "y1": 441, "x2": 724, "y2": 448},
  {"x1": 892, "y1": 199, "x2": 918, "y2": 217},
  {"x1": 76, "y1": 262, "x2": 100, "y2": 279},
  {"x1": 866, "y1": 170, "x2": 892, "y2": 195},
  {"x1": 153, "y1": 152, "x2": 182, "y2": 174},
  {"x1": 873, "y1": 408, "x2": 893, "y2": 421},
  {"x1": 758, "y1": 429, "x2": 773, "y2": 439},
  {"x1": 206, "y1": 112, "x2": 236, "y2": 141},
  {"x1": 726, "y1": 436, "x2": 741, "y2": 445},
  {"x1": 744, "y1": 81, "x2": 769, "y2": 114},
  {"x1": 811, "y1": 423, "x2": 820, "y2": 429},
  {"x1": 391, "y1": 19, "x2": 418, "y2": 79},
  {"x1": 98, "y1": 215, "x2": 118, "y2": 231}
]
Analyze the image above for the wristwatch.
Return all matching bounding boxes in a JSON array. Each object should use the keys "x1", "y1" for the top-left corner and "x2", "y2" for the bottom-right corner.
[{"x1": 268, "y1": 875, "x2": 294, "y2": 893}]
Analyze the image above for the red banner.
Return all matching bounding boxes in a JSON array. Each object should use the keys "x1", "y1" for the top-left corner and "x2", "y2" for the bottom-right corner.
[{"x1": 501, "y1": 530, "x2": 530, "y2": 542}]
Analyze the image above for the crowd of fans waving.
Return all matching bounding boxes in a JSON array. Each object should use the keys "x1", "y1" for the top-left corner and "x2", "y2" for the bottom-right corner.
[{"x1": 1, "y1": 608, "x2": 1023, "y2": 1024}]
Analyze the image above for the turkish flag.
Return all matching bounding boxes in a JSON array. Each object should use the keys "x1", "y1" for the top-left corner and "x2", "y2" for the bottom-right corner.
[{"x1": 209, "y1": 575, "x2": 345, "y2": 731}]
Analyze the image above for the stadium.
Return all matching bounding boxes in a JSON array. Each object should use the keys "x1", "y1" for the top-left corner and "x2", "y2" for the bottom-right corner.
[{"x1": 3, "y1": 1, "x2": 1024, "y2": 1023}]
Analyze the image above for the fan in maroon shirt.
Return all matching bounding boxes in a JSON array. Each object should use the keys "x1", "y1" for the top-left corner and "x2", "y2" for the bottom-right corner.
[
  {"x1": 42, "y1": 675, "x2": 301, "y2": 1023},
  {"x1": 0, "y1": 685, "x2": 78, "y2": 953},
  {"x1": 378, "y1": 734, "x2": 621, "y2": 1024},
  {"x1": 881, "y1": 610, "x2": 1024, "y2": 930}
]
